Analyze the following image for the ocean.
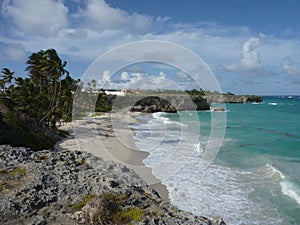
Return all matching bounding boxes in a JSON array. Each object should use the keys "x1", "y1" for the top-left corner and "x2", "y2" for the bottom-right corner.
[{"x1": 131, "y1": 96, "x2": 300, "y2": 225}]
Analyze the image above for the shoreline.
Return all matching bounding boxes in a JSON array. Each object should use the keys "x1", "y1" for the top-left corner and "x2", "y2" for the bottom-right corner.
[{"x1": 58, "y1": 111, "x2": 170, "y2": 201}]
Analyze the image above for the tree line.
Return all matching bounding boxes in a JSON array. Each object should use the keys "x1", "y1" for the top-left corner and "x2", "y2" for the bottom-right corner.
[
  {"x1": 0, "y1": 49, "x2": 80, "y2": 129},
  {"x1": 0, "y1": 49, "x2": 84, "y2": 149}
]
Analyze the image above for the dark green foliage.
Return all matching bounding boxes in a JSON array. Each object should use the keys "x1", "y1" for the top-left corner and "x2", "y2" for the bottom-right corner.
[
  {"x1": 185, "y1": 88, "x2": 205, "y2": 96},
  {"x1": 0, "y1": 49, "x2": 79, "y2": 150},
  {"x1": 0, "y1": 108, "x2": 61, "y2": 150},
  {"x1": 96, "y1": 93, "x2": 113, "y2": 112},
  {"x1": 225, "y1": 91, "x2": 235, "y2": 95}
]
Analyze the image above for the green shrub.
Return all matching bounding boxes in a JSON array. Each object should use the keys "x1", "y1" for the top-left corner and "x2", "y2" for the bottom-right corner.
[
  {"x1": 68, "y1": 194, "x2": 96, "y2": 211},
  {"x1": 0, "y1": 167, "x2": 26, "y2": 177}
]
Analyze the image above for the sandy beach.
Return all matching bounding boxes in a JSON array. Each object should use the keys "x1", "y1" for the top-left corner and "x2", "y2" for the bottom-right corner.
[{"x1": 58, "y1": 111, "x2": 169, "y2": 201}]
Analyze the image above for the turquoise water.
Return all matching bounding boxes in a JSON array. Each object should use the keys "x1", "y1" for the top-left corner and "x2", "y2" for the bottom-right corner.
[
  {"x1": 133, "y1": 96, "x2": 300, "y2": 225},
  {"x1": 219, "y1": 96, "x2": 300, "y2": 224}
]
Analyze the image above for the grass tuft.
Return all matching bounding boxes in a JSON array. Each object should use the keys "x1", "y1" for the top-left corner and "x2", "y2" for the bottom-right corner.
[
  {"x1": 68, "y1": 194, "x2": 96, "y2": 211},
  {"x1": 0, "y1": 167, "x2": 26, "y2": 177}
]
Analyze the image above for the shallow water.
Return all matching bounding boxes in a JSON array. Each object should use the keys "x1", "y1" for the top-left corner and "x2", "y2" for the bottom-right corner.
[{"x1": 132, "y1": 96, "x2": 300, "y2": 225}]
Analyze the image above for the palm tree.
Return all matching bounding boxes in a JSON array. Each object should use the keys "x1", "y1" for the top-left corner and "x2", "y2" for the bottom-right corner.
[
  {"x1": 42, "y1": 49, "x2": 69, "y2": 127},
  {"x1": 87, "y1": 82, "x2": 91, "y2": 91},
  {"x1": 1, "y1": 68, "x2": 15, "y2": 97},
  {"x1": 59, "y1": 74, "x2": 77, "y2": 123},
  {"x1": 91, "y1": 79, "x2": 97, "y2": 90},
  {"x1": 26, "y1": 50, "x2": 46, "y2": 94},
  {"x1": 1, "y1": 68, "x2": 14, "y2": 88},
  {"x1": 26, "y1": 49, "x2": 69, "y2": 127}
]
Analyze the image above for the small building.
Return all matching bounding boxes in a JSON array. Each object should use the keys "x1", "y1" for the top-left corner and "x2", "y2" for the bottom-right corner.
[{"x1": 105, "y1": 89, "x2": 127, "y2": 96}]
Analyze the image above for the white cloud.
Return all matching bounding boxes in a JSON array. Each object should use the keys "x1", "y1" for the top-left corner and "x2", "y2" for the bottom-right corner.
[
  {"x1": 82, "y1": 0, "x2": 126, "y2": 30},
  {"x1": 1, "y1": 0, "x2": 300, "y2": 95},
  {"x1": 241, "y1": 33, "x2": 265, "y2": 69},
  {"x1": 281, "y1": 57, "x2": 300, "y2": 75},
  {"x1": 1, "y1": 0, "x2": 69, "y2": 36},
  {"x1": 101, "y1": 70, "x2": 111, "y2": 83},
  {"x1": 62, "y1": 29, "x2": 87, "y2": 39},
  {"x1": 222, "y1": 33, "x2": 265, "y2": 72},
  {"x1": 159, "y1": 71, "x2": 167, "y2": 77},
  {"x1": 121, "y1": 71, "x2": 129, "y2": 80},
  {"x1": 0, "y1": 42, "x2": 26, "y2": 61},
  {"x1": 77, "y1": 0, "x2": 153, "y2": 33},
  {"x1": 176, "y1": 70, "x2": 188, "y2": 79},
  {"x1": 100, "y1": 71, "x2": 180, "y2": 90}
]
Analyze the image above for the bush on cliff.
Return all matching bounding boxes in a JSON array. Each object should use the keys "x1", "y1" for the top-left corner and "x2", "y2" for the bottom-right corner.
[{"x1": 0, "y1": 97, "x2": 66, "y2": 150}]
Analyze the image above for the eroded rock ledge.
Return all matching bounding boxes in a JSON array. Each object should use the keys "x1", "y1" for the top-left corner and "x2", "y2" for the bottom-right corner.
[
  {"x1": 203, "y1": 95, "x2": 263, "y2": 104},
  {"x1": 0, "y1": 145, "x2": 226, "y2": 225},
  {"x1": 130, "y1": 96, "x2": 210, "y2": 113},
  {"x1": 127, "y1": 95, "x2": 262, "y2": 113}
]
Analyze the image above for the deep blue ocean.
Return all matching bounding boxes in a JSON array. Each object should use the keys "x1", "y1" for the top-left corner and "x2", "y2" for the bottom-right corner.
[{"x1": 132, "y1": 96, "x2": 300, "y2": 225}]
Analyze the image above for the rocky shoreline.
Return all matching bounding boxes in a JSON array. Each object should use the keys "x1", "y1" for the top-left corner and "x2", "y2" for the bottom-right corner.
[{"x1": 0, "y1": 145, "x2": 226, "y2": 225}]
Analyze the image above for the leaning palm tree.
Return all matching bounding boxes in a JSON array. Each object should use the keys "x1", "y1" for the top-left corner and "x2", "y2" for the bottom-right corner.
[
  {"x1": 42, "y1": 49, "x2": 69, "y2": 127},
  {"x1": 1, "y1": 68, "x2": 14, "y2": 97},
  {"x1": 26, "y1": 49, "x2": 69, "y2": 127},
  {"x1": 26, "y1": 50, "x2": 46, "y2": 94},
  {"x1": 1, "y1": 68, "x2": 14, "y2": 88},
  {"x1": 59, "y1": 74, "x2": 77, "y2": 124}
]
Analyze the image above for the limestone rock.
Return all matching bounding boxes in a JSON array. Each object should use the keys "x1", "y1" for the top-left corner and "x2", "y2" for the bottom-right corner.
[{"x1": 0, "y1": 145, "x2": 227, "y2": 225}]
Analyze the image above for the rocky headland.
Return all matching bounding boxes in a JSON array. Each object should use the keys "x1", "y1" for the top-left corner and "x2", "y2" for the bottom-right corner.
[
  {"x1": 0, "y1": 145, "x2": 226, "y2": 225},
  {"x1": 99, "y1": 94, "x2": 262, "y2": 113},
  {"x1": 203, "y1": 95, "x2": 263, "y2": 104},
  {"x1": 130, "y1": 95, "x2": 210, "y2": 112}
]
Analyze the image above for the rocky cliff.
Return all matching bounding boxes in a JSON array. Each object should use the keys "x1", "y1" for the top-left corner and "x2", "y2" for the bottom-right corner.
[
  {"x1": 0, "y1": 145, "x2": 226, "y2": 225},
  {"x1": 203, "y1": 95, "x2": 263, "y2": 104},
  {"x1": 112, "y1": 94, "x2": 261, "y2": 113},
  {"x1": 130, "y1": 96, "x2": 210, "y2": 112}
]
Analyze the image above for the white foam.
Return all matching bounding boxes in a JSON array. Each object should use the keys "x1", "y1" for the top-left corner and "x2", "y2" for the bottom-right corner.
[
  {"x1": 194, "y1": 143, "x2": 203, "y2": 154},
  {"x1": 141, "y1": 138, "x2": 284, "y2": 224},
  {"x1": 152, "y1": 112, "x2": 187, "y2": 127},
  {"x1": 264, "y1": 164, "x2": 300, "y2": 206},
  {"x1": 264, "y1": 163, "x2": 285, "y2": 179},
  {"x1": 269, "y1": 102, "x2": 278, "y2": 105},
  {"x1": 133, "y1": 114, "x2": 288, "y2": 225},
  {"x1": 280, "y1": 181, "x2": 300, "y2": 205},
  {"x1": 163, "y1": 164, "x2": 283, "y2": 225}
]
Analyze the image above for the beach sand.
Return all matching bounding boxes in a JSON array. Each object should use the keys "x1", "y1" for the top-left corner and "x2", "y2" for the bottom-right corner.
[{"x1": 58, "y1": 111, "x2": 169, "y2": 201}]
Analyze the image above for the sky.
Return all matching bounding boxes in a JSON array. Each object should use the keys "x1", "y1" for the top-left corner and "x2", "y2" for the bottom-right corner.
[{"x1": 0, "y1": 0, "x2": 300, "y2": 95}]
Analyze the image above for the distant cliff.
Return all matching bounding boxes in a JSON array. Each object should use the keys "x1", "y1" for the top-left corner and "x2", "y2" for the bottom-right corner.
[
  {"x1": 203, "y1": 95, "x2": 263, "y2": 104},
  {"x1": 98, "y1": 95, "x2": 209, "y2": 113},
  {"x1": 94, "y1": 94, "x2": 263, "y2": 113},
  {"x1": 130, "y1": 95, "x2": 210, "y2": 112}
]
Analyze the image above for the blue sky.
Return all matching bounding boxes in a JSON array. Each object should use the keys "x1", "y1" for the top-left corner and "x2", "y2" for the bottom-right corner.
[{"x1": 1, "y1": 0, "x2": 300, "y2": 95}]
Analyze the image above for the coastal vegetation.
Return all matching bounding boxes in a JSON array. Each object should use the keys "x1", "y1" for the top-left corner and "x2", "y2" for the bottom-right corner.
[
  {"x1": 68, "y1": 193, "x2": 145, "y2": 224},
  {"x1": 0, "y1": 49, "x2": 79, "y2": 149}
]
